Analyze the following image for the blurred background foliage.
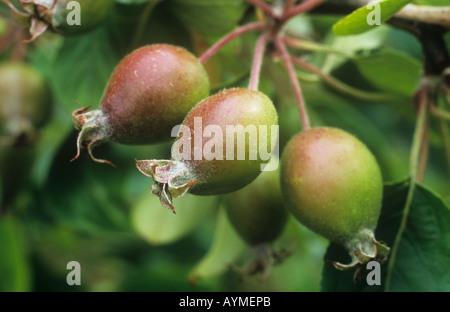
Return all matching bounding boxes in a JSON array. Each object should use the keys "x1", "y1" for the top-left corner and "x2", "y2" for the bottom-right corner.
[{"x1": 0, "y1": 0, "x2": 449, "y2": 292}]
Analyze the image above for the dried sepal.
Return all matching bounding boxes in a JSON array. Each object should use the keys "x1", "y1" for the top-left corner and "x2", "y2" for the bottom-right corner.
[
  {"x1": 2, "y1": 0, "x2": 58, "y2": 42},
  {"x1": 135, "y1": 159, "x2": 198, "y2": 213},
  {"x1": 24, "y1": 18, "x2": 49, "y2": 43},
  {"x1": 327, "y1": 235, "x2": 390, "y2": 283},
  {"x1": 70, "y1": 107, "x2": 115, "y2": 167},
  {"x1": 229, "y1": 243, "x2": 293, "y2": 283}
]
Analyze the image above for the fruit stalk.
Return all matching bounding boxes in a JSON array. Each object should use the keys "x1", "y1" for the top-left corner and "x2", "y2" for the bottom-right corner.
[
  {"x1": 282, "y1": 37, "x2": 351, "y2": 57},
  {"x1": 417, "y1": 118, "x2": 429, "y2": 183},
  {"x1": 248, "y1": 31, "x2": 271, "y2": 91},
  {"x1": 438, "y1": 115, "x2": 450, "y2": 175},
  {"x1": 430, "y1": 103, "x2": 450, "y2": 121},
  {"x1": 245, "y1": 0, "x2": 277, "y2": 19},
  {"x1": 384, "y1": 81, "x2": 431, "y2": 291},
  {"x1": 274, "y1": 36, "x2": 311, "y2": 131},
  {"x1": 290, "y1": 53, "x2": 401, "y2": 102},
  {"x1": 281, "y1": 0, "x2": 327, "y2": 22},
  {"x1": 283, "y1": 0, "x2": 296, "y2": 13},
  {"x1": 198, "y1": 21, "x2": 267, "y2": 64}
]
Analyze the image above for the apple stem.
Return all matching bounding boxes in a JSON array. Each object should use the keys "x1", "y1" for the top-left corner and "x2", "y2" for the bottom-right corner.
[
  {"x1": 274, "y1": 35, "x2": 311, "y2": 131},
  {"x1": 282, "y1": 36, "x2": 352, "y2": 57},
  {"x1": 437, "y1": 116, "x2": 450, "y2": 174},
  {"x1": 198, "y1": 21, "x2": 267, "y2": 64},
  {"x1": 290, "y1": 53, "x2": 402, "y2": 102},
  {"x1": 282, "y1": 0, "x2": 327, "y2": 22},
  {"x1": 384, "y1": 81, "x2": 431, "y2": 291},
  {"x1": 429, "y1": 102, "x2": 450, "y2": 120},
  {"x1": 283, "y1": 0, "x2": 296, "y2": 14},
  {"x1": 248, "y1": 31, "x2": 271, "y2": 91},
  {"x1": 417, "y1": 118, "x2": 429, "y2": 183},
  {"x1": 245, "y1": 0, "x2": 278, "y2": 19}
]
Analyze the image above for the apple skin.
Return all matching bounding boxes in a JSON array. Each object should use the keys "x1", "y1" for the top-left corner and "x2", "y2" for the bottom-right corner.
[
  {"x1": 280, "y1": 127, "x2": 383, "y2": 247},
  {"x1": 224, "y1": 166, "x2": 287, "y2": 246},
  {"x1": 174, "y1": 88, "x2": 279, "y2": 196},
  {"x1": 102, "y1": 44, "x2": 210, "y2": 145}
]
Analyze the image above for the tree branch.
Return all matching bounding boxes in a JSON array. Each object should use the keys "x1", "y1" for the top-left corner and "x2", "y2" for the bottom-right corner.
[
  {"x1": 309, "y1": 0, "x2": 450, "y2": 34},
  {"x1": 395, "y1": 5, "x2": 450, "y2": 30}
]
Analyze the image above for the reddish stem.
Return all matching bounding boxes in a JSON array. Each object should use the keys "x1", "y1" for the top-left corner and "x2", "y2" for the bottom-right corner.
[
  {"x1": 282, "y1": 0, "x2": 327, "y2": 21},
  {"x1": 289, "y1": 52, "x2": 325, "y2": 75},
  {"x1": 0, "y1": 32, "x2": 12, "y2": 55},
  {"x1": 246, "y1": 0, "x2": 277, "y2": 19},
  {"x1": 249, "y1": 31, "x2": 271, "y2": 91},
  {"x1": 417, "y1": 115, "x2": 429, "y2": 183},
  {"x1": 198, "y1": 21, "x2": 267, "y2": 64},
  {"x1": 274, "y1": 35, "x2": 311, "y2": 131},
  {"x1": 12, "y1": 28, "x2": 27, "y2": 62},
  {"x1": 290, "y1": 52, "x2": 339, "y2": 85},
  {"x1": 283, "y1": 0, "x2": 296, "y2": 14}
]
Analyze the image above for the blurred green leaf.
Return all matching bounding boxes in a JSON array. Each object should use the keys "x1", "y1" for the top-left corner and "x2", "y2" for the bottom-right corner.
[
  {"x1": 0, "y1": 174, "x2": 2, "y2": 205},
  {"x1": 48, "y1": 27, "x2": 119, "y2": 114},
  {"x1": 115, "y1": 0, "x2": 156, "y2": 4},
  {"x1": 352, "y1": 48, "x2": 422, "y2": 96},
  {"x1": 0, "y1": 216, "x2": 32, "y2": 292},
  {"x1": 321, "y1": 180, "x2": 450, "y2": 292},
  {"x1": 188, "y1": 206, "x2": 245, "y2": 284},
  {"x1": 0, "y1": 146, "x2": 36, "y2": 207},
  {"x1": 30, "y1": 106, "x2": 73, "y2": 187},
  {"x1": 120, "y1": 260, "x2": 210, "y2": 292},
  {"x1": 38, "y1": 143, "x2": 133, "y2": 233},
  {"x1": 333, "y1": 0, "x2": 411, "y2": 35},
  {"x1": 412, "y1": 0, "x2": 450, "y2": 5},
  {"x1": 0, "y1": 15, "x2": 9, "y2": 37},
  {"x1": 319, "y1": 26, "x2": 391, "y2": 77},
  {"x1": 166, "y1": 0, "x2": 247, "y2": 35},
  {"x1": 132, "y1": 192, "x2": 218, "y2": 245}
]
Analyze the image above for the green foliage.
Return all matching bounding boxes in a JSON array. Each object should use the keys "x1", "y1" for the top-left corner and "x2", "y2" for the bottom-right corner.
[
  {"x1": 333, "y1": 0, "x2": 412, "y2": 35},
  {"x1": 0, "y1": 217, "x2": 31, "y2": 292},
  {"x1": 412, "y1": 0, "x2": 450, "y2": 5},
  {"x1": 132, "y1": 193, "x2": 218, "y2": 245},
  {"x1": 45, "y1": 28, "x2": 119, "y2": 114},
  {"x1": 166, "y1": 0, "x2": 247, "y2": 35},
  {"x1": 115, "y1": 0, "x2": 156, "y2": 4},
  {"x1": 352, "y1": 48, "x2": 422, "y2": 96},
  {"x1": 188, "y1": 207, "x2": 246, "y2": 285}
]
